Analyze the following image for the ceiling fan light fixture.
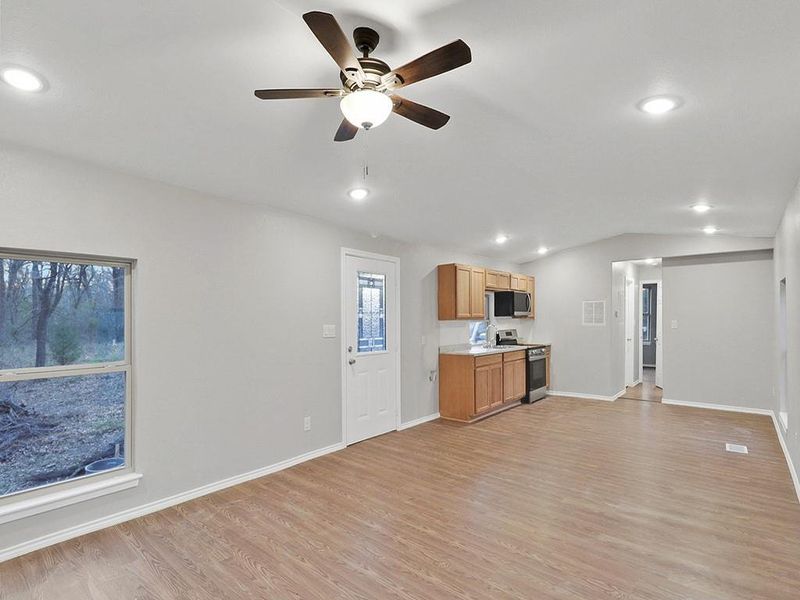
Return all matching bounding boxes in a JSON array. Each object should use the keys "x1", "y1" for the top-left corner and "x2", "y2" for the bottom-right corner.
[{"x1": 340, "y1": 89, "x2": 393, "y2": 130}]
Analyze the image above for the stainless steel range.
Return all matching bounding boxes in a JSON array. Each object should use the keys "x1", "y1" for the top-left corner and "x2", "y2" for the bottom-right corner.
[{"x1": 496, "y1": 328, "x2": 548, "y2": 403}]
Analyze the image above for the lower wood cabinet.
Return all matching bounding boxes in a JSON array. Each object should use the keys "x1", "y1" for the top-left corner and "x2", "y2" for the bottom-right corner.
[
  {"x1": 475, "y1": 359, "x2": 503, "y2": 412},
  {"x1": 439, "y1": 351, "x2": 527, "y2": 422},
  {"x1": 502, "y1": 351, "x2": 526, "y2": 403}
]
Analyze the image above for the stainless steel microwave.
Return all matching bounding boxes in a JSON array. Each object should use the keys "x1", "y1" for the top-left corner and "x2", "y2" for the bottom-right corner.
[{"x1": 494, "y1": 291, "x2": 532, "y2": 318}]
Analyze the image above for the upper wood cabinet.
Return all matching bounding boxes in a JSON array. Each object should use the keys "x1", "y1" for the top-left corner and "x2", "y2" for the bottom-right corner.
[
  {"x1": 510, "y1": 273, "x2": 528, "y2": 292},
  {"x1": 470, "y1": 268, "x2": 485, "y2": 318},
  {"x1": 439, "y1": 264, "x2": 486, "y2": 320},
  {"x1": 438, "y1": 263, "x2": 535, "y2": 320},
  {"x1": 526, "y1": 276, "x2": 536, "y2": 319},
  {"x1": 485, "y1": 270, "x2": 510, "y2": 291}
]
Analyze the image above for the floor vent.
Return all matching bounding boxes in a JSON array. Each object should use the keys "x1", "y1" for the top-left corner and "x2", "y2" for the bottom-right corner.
[{"x1": 725, "y1": 443, "x2": 748, "y2": 454}]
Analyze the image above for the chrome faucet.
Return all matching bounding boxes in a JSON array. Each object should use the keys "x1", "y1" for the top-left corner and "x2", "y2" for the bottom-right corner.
[{"x1": 484, "y1": 322, "x2": 497, "y2": 348}]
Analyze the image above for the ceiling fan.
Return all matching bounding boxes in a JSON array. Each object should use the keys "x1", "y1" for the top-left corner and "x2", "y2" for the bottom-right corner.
[{"x1": 254, "y1": 11, "x2": 472, "y2": 141}]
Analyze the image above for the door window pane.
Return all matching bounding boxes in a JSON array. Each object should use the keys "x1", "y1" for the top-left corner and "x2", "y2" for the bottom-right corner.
[
  {"x1": 357, "y1": 272, "x2": 386, "y2": 352},
  {"x1": 0, "y1": 371, "x2": 126, "y2": 497}
]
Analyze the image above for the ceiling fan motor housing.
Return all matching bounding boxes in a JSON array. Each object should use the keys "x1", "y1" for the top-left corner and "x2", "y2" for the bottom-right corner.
[
  {"x1": 353, "y1": 27, "x2": 380, "y2": 56},
  {"x1": 340, "y1": 56, "x2": 392, "y2": 91}
]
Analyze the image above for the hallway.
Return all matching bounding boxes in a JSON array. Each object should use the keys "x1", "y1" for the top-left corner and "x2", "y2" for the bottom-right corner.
[{"x1": 621, "y1": 367, "x2": 662, "y2": 402}]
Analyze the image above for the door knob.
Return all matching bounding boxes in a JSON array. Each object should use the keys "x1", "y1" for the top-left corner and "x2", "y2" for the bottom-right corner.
[
  {"x1": 347, "y1": 346, "x2": 353, "y2": 353},
  {"x1": 348, "y1": 358, "x2": 356, "y2": 365}
]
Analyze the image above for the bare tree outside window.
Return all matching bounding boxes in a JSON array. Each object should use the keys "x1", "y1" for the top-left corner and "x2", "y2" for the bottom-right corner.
[{"x1": 0, "y1": 254, "x2": 130, "y2": 498}]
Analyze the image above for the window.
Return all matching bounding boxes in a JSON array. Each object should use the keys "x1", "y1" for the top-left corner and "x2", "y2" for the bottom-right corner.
[
  {"x1": 0, "y1": 253, "x2": 131, "y2": 499},
  {"x1": 357, "y1": 272, "x2": 386, "y2": 353},
  {"x1": 469, "y1": 321, "x2": 488, "y2": 344}
]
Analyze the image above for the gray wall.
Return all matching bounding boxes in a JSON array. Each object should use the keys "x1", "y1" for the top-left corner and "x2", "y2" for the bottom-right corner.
[
  {"x1": 521, "y1": 234, "x2": 774, "y2": 397},
  {"x1": 774, "y1": 180, "x2": 800, "y2": 481},
  {"x1": 661, "y1": 251, "x2": 775, "y2": 408},
  {"x1": 0, "y1": 143, "x2": 506, "y2": 555}
]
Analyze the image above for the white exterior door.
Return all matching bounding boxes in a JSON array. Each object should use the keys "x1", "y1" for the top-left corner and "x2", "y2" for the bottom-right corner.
[
  {"x1": 655, "y1": 281, "x2": 664, "y2": 388},
  {"x1": 343, "y1": 251, "x2": 399, "y2": 445},
  {"x1": 625, "y1": 278, "x2": 635, "y2": 386}
]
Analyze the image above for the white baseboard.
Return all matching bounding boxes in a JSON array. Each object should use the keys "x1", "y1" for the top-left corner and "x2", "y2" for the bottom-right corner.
[
  {"x1": 0, "y1": 442, "x2": 345, "y2": 563},
  {"x1": 398, "y1": 412, "x2": 440, "y2": 430},
  {"x1": 661, "y1": 398, "x2": 773, "y2": 415},
  {"x1": 548, "y1": 390, "x2": 618, "y2": 402},
  {"x1": 662, "y1": 399, "x2": 799, "y2": 505},
  {"x1": 770, "y1": 412, "x2": 800, "y2": 504}
]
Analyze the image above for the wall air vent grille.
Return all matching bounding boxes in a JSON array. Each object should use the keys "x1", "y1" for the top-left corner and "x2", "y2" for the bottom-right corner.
[{"x1": 582, "y1": 301, "x2": 606, "y2": 326}]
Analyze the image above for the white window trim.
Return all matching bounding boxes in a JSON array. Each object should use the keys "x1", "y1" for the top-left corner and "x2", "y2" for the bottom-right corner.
[
  {"x1": 0, "y1": 250, "x2": 138, "y2": 521},
  {"x1": 0, "y1": 472, "x2": 142, "y2": 525}
]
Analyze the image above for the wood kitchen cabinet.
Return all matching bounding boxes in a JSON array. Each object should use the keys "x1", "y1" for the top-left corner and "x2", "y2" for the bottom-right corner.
[
  {"x1": 502, "y1": 350, "x2": 527, "y2": 402},
  {"x1": 485, "y1": 269, "x2": 511, "y2": 291},
  {"x1": 438, "y1": 263, "x2": 486, "y2": 320},
  {"x1": 438, "y1": 263, "x2": 535, "y2": 321},
  {"x1": 525, "y1": 276, "x2": 536, "y2": 319},
  {"x1": 439, "y1": 351, "x2": 527, "y2": 422},
  {"x1": 475, "y1": 355, "x2": 503, "y2": 412},
  {"x1": 510, "y1": 273, "x2": 528, "y2": 292}
]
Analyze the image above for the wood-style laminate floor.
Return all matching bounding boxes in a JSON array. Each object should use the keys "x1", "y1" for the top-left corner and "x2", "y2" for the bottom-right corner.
[
  {"x1": 622, "y1": 367, "x2": 663, "y2": 402},
  {"x1": 2, "y1": 396, "x2": 799, "y2": 600}
]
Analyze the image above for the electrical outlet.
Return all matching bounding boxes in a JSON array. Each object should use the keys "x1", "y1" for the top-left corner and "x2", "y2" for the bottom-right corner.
[
  {"x1": 671, "y1": 319, "x2": 678, "y2": 329},
  {"x1": 303, "y1": 416, "x2": 311, "y2": 431}
]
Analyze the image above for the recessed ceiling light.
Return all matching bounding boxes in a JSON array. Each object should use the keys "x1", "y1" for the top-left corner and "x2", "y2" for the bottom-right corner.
[
  {"x1": 637, "y1": 95, "x2": 681, "y2": 115},
  {"x1": 1, "y1": 66, "x2": 46, "y2": 92},
  {"x1": 691, "y1": 203, "x2": 713, "y2": 213},
  {"x1": 495, "y1": 234, "x2": 509, "y2": 245},
  {"x1": 646, "y1": 258, "x2": 657, "y2": 265},
  {"x1": 703, "y1": 226, "x2": 718, "y2": 235},
  {"x1": 348, "y1": 188, "x2": 369, "y2": 201},
  {"x1": 537, "y1": 246, "x2": 549, "y2": 255}
]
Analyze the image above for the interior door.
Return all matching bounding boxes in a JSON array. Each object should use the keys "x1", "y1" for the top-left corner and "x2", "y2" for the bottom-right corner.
[
  {"x1": 625, "y1": 278, "x2": 635, "y2": 386},
  {"x1": 344, "y1": 252, "x2": 398, "y2": 445},
  {"x1": 655, "y1": 281, "x2": 663, "y2": 388}
]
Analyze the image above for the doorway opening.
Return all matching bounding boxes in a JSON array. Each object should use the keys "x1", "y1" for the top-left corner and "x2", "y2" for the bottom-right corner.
[{"x1": 615, "y1": 258, "x2": 663, "y2": 402}]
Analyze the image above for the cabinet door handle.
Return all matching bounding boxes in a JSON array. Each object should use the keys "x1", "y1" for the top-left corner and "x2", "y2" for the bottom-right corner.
[{"x1": 348, "y1": 358, "x2": 356, "y2": 365}]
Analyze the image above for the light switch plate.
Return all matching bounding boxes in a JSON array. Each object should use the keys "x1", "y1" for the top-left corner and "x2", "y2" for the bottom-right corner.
[{"x1": 322, "y1": 324, "x2": 336, "y2": 338}]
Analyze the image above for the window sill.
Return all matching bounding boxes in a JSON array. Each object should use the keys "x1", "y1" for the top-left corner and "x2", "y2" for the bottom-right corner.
[{"x1": 0, "y1": 472, "x2": 142, "y2": 525}]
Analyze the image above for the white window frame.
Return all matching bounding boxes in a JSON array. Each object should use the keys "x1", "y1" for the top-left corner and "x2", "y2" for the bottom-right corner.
[{"x1": 0, "y1": 249, "x2": 139, "y2": 524}]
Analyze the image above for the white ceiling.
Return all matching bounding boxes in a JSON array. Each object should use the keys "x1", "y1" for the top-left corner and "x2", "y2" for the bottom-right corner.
[{"x1": 1, "y1": 0, "x2": 799, "y2": 261}]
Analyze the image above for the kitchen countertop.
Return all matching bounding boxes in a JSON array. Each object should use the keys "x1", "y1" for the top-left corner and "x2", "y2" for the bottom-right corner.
[{"x1": 439, "y1": 344, "x2": 548, "y2": 356}]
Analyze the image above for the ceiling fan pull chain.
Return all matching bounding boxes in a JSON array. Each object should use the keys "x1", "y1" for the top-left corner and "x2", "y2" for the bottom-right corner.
[{"x1": 362, "y1": 130, "x2": 370, "y2": 182}]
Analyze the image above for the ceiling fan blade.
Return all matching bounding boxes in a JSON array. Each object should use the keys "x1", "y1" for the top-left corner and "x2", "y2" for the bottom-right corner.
[
  {"x1": 254, "y1": 88, "x2": 342, "y2": 100},
  {"x1": 389, "y1": 40, "x2": 472, "y2": 88},
  {"x1": 334, "y1": 119, "x2": 359, "y2": 142},
  {"x1": 302, "y1": 12, "x2": 364, "y2": 82},
  {"x1": 391, "y1": 96, "x2": 450, "y2": 129}
]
